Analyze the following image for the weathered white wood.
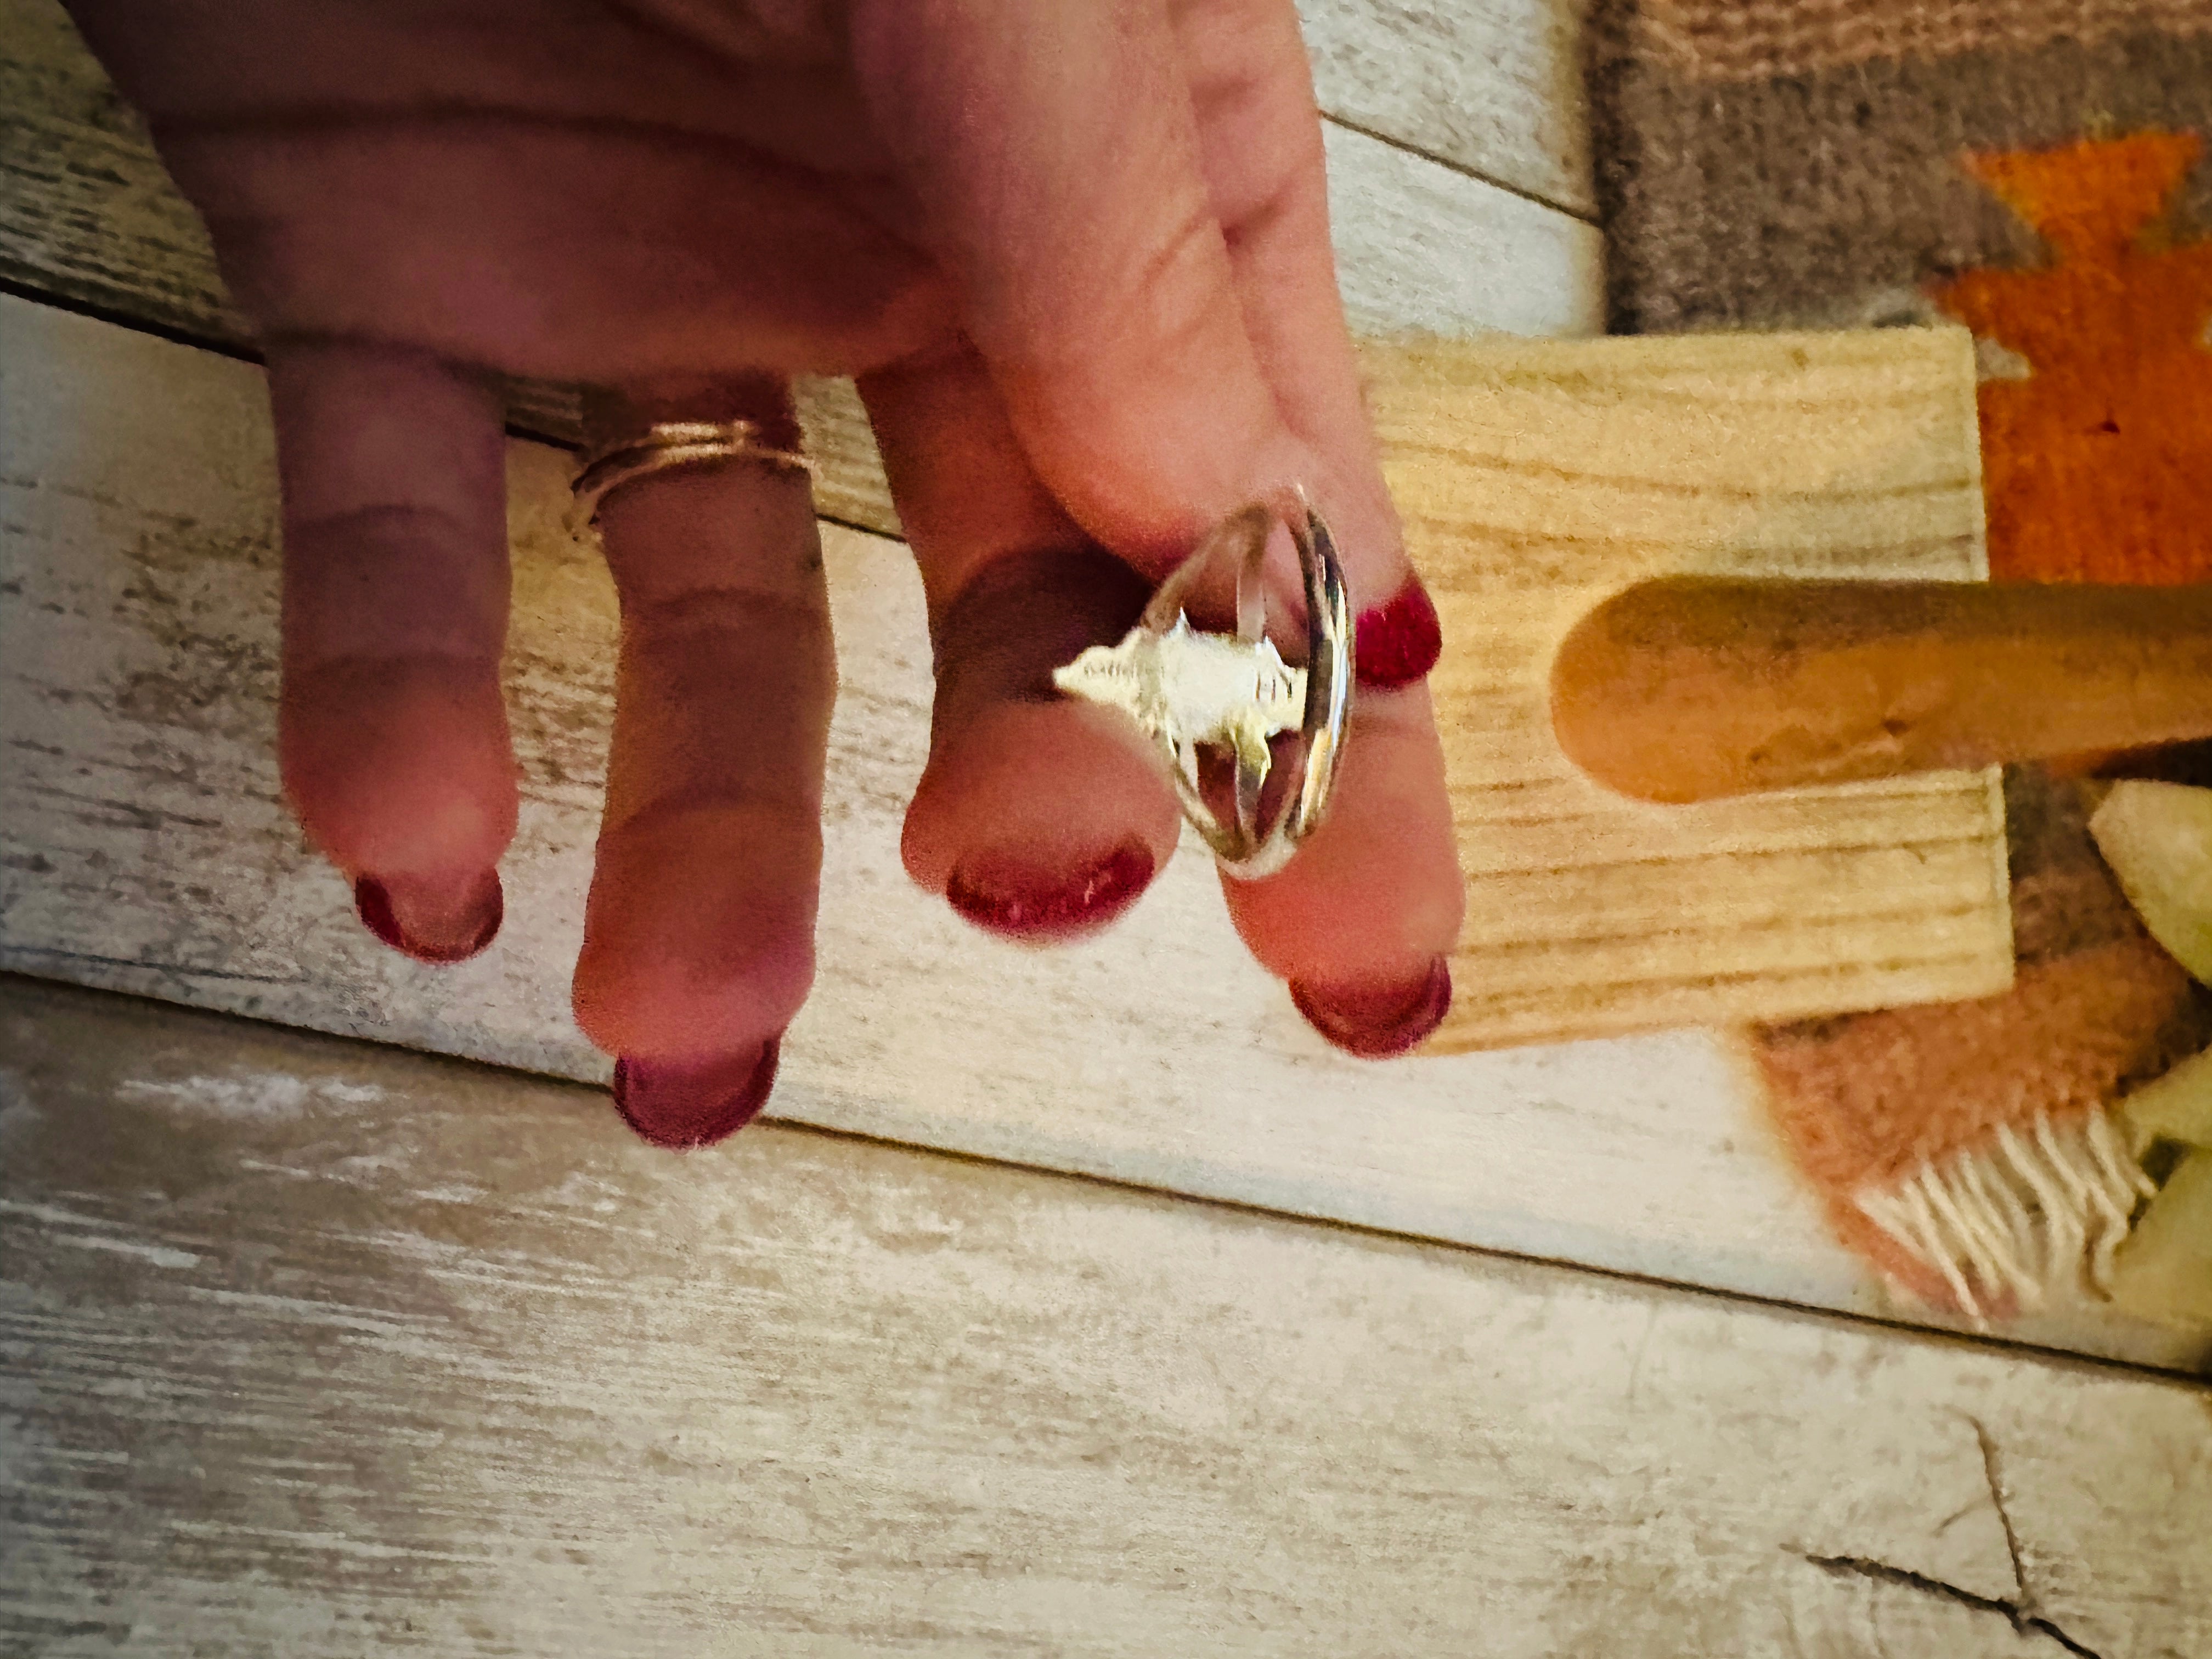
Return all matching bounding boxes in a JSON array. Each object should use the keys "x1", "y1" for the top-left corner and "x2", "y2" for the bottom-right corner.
[
  {"x1": 5, "y1": 295, "x2": 2203, "y2": 1376},
  {"x1": 0, "y1": 0, "x2": 1602, "y2": 542},
  {"x1": 0, "y1": 0, "x2": 233, "y2": 337},
  {"x1": 1326, "y1": 122, "x2": 1600, "y2": 338},
  {"x1": 1300, "y1": 0, "x2": 1594, "y2": 215},
  {"x1": 3, "y1": 974, "x2": 2207, "y2": 1656}
]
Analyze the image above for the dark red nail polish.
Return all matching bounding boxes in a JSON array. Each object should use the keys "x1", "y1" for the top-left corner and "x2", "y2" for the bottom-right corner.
[
  {"x1": 611, "y1": 1040, "x2": 781, "y2": 1150},
  {"x1": 353, "y1": 871, "x2": 503, "y2": 965},
  {"x1": 1354, "y1": 578, "x2": 1442, "y2": 689},
  {"x1": 353, "y1": 876, "x2": 408, "y2": 953},
  {"x1": 1290, "y1": 956, "x2": 1453, "y2": 1058},
  {"x1": 946, "y1": 842, "x2": 1156, "y2": 941}
]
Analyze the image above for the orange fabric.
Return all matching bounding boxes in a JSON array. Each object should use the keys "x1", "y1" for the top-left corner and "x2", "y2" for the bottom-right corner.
[
  {"x1": 1757, "y1": 934, "x2": 2202, "y2": 1312},
  {"x1": 1756, "y1": 938, "x2": 2195, "y2": 1193},
  {"x1": 1932, "y1": 132, "x2": 2212, "y2": 584}
]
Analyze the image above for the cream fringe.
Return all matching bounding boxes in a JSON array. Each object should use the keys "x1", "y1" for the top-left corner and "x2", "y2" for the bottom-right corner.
[{"x1": 1853, "y1": 1110, "x2": 2157, "y2": 1326}]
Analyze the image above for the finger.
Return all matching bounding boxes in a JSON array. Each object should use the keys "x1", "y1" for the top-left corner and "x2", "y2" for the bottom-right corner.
[
  {"x1": 836, "y1": 0, "x2": 1424, "y2": 641},
  {"x1": 1169, "y1": 0, "x2": 1440, "y2": 684},
  {"x1": 159, "y1": 121, "x2": 955, "y2": 383},
  {"x1": 849, "y1": 0, "x2": 1299, "y2": 568},
  {"x1": 269, "y1": 340, "x2": 514, "y2": 964},
  {"x1": 1227, "y1": 692, "x2": 1459, "y2": 1055},
  {"x1": 567, "y1": 381, "x2": 832, "y2": 1148},
  {"x1": 860, "y1": 345, "x2": 1181, "y2": 941},
  {"x1": 1171, "y1": 0, "x2": 1461, "y2": 1043}
]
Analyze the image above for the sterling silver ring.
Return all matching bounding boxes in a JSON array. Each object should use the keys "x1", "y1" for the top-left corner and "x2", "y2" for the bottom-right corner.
[{"x1": 1053, "y1": 490, "x2": 1352, "y2": 880}]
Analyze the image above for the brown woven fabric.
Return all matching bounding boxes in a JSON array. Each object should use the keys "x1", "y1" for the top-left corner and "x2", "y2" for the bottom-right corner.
[
  {"x1": 1757, "y1": 766, "x2": 2209, "y2": 1271},
  {"x1": 1753, "y1": 767, "x2": 2212, "y2": 1306},
  {"x1": 1591, "y1": 10, "x2": 2212, "y2": 331},
  {"x1": 1589, "y1": 0, "x2": 2212, "y2": 1314},
  {"x1": 1640, "y1": 0, "x2": 2212, "y2": 83}
]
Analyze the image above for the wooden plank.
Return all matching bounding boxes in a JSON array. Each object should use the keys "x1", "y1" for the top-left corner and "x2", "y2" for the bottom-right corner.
[
  {"x1": 4, "y1": 973, "x2": 2208, "y2": 1657},
  {"x1": 1377, "y1": 329, "x2": 2015, "y2": 1051},
  {"x1": 7, "y1": 294, "x2": 2202, "y2": 1374},
  {"x1": 1300, "y1": 0, "x2": 1594, "y2": 215},
  {"x1": 0, "y1": 0, "x2": 1602, "y2": 543},
  {"x1": 1327, "y1": 122, "x2": 1599, "y2": 337}
]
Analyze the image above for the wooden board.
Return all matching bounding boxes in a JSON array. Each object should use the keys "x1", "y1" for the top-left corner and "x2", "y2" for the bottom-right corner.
[
  {"x1": 0, "y1": 0, "x2": 1603, "y2": 541},
  {"x1": 1302, "y1": 0, "x2": 1595, "y2": 215},
  {"x1": 8, "y1": 294, "x2": 2199, "y2": 1375},
  {"x1": 4, "y1": 973, "x2": 2209, "y2": 1656},
  {"x1": 1375, "y1": 329, "x2": 2015, "y2": 1051}
]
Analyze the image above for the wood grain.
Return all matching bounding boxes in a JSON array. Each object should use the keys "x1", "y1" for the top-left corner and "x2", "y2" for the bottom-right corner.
[
  {"x1": 5, "y1": 973, "x2": 2209, "y2": 1657},
  {"x1": 10, "y1": 294, "x2": 2202, "y2": 1374},
  {"x1": 1375, "y1": 328, "x2": 2015, "y2": 1050},
  {"x1": 0, "y1": 0, "x2": 1602, "y2": 543}
]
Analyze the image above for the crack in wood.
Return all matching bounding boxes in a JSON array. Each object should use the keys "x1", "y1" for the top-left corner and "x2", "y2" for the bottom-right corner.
[
  {"x1": 0, "y1": 944, "x2": 305, "y2": 987},
  {"x1": 1795, "y1": 1551, "x2": 2102, "y2": 1657},
  {"x1": 1970, "y1": 1415, "x2": 2034, "y2": 1612},
  {"x1": 1313, "y1": 111, "x2": 1599, "y2": 224},
  {"x1": 1931, "y1": 1497, "x2": 1985, "y2": 1537}
]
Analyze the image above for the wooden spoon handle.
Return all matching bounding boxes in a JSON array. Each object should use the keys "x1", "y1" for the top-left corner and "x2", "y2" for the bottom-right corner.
[{"x1": 1549, "y1": 577, "x2": 2212, "y2": 803}]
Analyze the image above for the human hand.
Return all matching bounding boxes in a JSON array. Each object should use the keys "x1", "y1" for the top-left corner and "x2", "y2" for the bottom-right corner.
[{"x1": 66, "y1": 0, "x2": 1464, "y2": 1143}]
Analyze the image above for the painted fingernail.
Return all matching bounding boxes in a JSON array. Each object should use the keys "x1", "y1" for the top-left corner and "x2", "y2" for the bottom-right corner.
[
  {"x1": 1290, "y1": 956, "x2": 1453, "y2": 1058},
  {"x1": 1354, "y1": 578, "x2": 1442, "y2": 688},
  {"x1": 611, "y1": 1040, "x2": 781, "y2": 1150},
  {"x1": 946, "y1": 841, "x2": 1156, "y2": 942},
  {"x1": 354, "y1": 871, "x2": 504, "y2": 965}
]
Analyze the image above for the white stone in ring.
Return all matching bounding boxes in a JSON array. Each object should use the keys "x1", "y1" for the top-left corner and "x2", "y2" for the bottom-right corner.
[
  {"x1": 1053, "y1": 613, "x2": 1307, "y2": 790},
  {"x1": 1050, "y1": 492, "x2": 1351, "y2": 880}
]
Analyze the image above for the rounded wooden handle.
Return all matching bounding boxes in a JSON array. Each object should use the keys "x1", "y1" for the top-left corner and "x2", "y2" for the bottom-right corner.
[{"x1": 1549, "y1": 577, "x2": 2212, "y2": 803}]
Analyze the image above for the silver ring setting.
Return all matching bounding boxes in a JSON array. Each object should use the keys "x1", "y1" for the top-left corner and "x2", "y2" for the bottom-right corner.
[
  {"x1": 1053, "y1": 491, "x2": 1352, "y2": 880},
  {"x1": 570, "y1": 418, "x2": 814, "y2": 528}
]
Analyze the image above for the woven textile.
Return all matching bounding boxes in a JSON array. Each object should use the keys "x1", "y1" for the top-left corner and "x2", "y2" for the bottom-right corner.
[
  {"x1": 1589, "y1": 1, "x2": 2212, "y2": 1317},
  {"x1": 1593, "y1": 1, "x2": 2212, "y2": 332}
]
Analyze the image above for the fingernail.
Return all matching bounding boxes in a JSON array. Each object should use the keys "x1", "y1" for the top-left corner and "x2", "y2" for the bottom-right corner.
[
  {"x1": 1354, "y1": 578, "x2": 1442, "y2": 689},
  {"x1": 611, "y1": 1040, "x2": 781, "y2": 1150},
  {"x1": 946, "y1": 841, "x2": 1156, "y2": 941},
  {"x1": 354, "y1": 871, "x2": 504, "y2": 965},
  {"x1": 1290, "y1": 956, "x2": 1453, "y2": 1058}
]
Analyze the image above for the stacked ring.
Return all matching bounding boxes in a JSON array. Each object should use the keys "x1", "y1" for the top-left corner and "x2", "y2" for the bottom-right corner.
[{"x1": 570, "y1": 417, "x2": 814, "y2": 529}]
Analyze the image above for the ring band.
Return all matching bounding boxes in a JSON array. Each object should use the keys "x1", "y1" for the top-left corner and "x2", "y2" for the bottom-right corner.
[
  {"x1": 1053, "y1": 490, "x2": 1353, "y2": 879},
  {"x1": 570, "y1": 418, "x2": 814, "y2": 526}
]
